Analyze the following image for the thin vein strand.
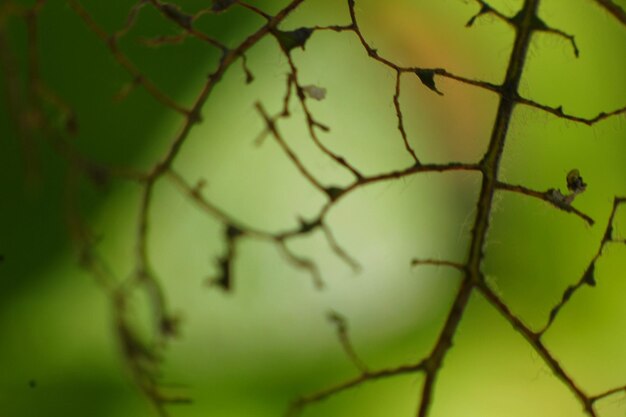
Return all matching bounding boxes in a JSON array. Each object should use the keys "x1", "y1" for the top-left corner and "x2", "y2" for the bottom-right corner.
[
  {"x1": 411, "y1": 258, "x2": 466, "y2": 271},
  {"x1": 478, "y1": 283, "x2": 595, "y2": 414},
  {"x1": 327, "y1": 311, "x2": 369, "y2": 373},
  {"x1": 152, "y1": 0, "x2": 307, "y2": 177},
  {"x1": 591, "y1": 0, "x2": 626, "y2": 25},
  {"x1": 516, "y1": 97, "x2": 626, "y2": 125},
  {"x1": 255, "y1": 102, "x2": 328, "y2": 195},
  {"x1": 538, "y1": 196, "x2": 625, "y2": 334},
  {"x1": 393, "y1": 70, "x2": 420, "y2": 164},
  {"x1": 285, "y1": 360, "x2": 426, "y2": 417},
  {"x1": 67, "y1": 0, "x2": 190, "y2": 115},
  {"x1": 495, "y1": 181, "x2": 595, "y2": 225}
]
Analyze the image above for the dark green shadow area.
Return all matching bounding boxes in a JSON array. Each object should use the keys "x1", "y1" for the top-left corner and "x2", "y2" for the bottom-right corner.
[{"x1": 0, "y1": 0, "x2": 261, "y2": 301}]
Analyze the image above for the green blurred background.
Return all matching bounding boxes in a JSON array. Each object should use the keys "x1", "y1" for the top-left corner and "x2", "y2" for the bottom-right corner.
[{"x1": 1, "y1": 0, "x2": 626, "y2": 416}]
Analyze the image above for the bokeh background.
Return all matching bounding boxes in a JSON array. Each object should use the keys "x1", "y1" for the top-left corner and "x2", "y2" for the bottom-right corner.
[{"x1": 1, "y1": 0, "x2": 626, "y2": 416}]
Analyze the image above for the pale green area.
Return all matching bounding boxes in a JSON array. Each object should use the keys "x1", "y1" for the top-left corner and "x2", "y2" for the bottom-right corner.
[{"x1": 1, "y1": 0, "x2": 625, "y2": 417}]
